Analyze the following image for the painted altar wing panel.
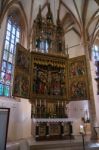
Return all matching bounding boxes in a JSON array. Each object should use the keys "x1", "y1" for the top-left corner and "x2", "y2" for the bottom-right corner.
[
  {"x1": 68, "y1": 55, "x2": 89, "y2": 101},
  {"x1": 15, "y1": 43, "x2": 31, "y2": 73},
  {"x1": 12, "y1": 43, "x2": 31, "y2": 99}
]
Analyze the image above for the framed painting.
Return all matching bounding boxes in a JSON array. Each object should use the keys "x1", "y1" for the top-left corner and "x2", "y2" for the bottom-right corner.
[
  {"x1": 13, "y1": 70, "x2": 30, "y2": 98},
  {"x1": 15, "y1": 43, "x2": 31, "y2": 73},
  {"x1": 68, "y1": 55, "x2": 87, "y2": 78},
  {"x1": 68, "y1": 55, "x2": 89, "y2": 101},
  {"x1": 69, "y1": 77, "x2": 89, "y2": 100},
  {"x1": 12, "y1": 43, "x2": 31, "y2": 99}
]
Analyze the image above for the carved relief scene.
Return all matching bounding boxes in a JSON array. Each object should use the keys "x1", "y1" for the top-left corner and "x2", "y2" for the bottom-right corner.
[{"x1": 32, "y1": 64, "x2": 66, "y2": 96}]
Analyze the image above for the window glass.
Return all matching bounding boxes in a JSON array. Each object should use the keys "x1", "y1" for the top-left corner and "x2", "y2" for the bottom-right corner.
[
  {"x1": 3, "y1": 51, "x2": 8, "y2": 61},
  {"x1": 0, "y1": 84, "x2": 3, "y2": 96},
  {"x1": 0, "y1": 17, "x2": 21, "y2": 97},
  {"x1": 4, "y1": 85, "x2": 10, "y2": 96},
  {"x1": 92, "y1": 45, "x2": 99, "y2": 61}
]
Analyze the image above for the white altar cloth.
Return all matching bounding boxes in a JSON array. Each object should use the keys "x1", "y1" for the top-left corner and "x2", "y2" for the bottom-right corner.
[{"x1": 32, "y1": 118, "x2": 75, "y2": 123}]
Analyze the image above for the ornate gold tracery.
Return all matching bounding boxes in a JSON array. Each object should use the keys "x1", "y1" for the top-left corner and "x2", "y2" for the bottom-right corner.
[{"x1": 32, "y1": 3, "x2": 65, "y2": 55}]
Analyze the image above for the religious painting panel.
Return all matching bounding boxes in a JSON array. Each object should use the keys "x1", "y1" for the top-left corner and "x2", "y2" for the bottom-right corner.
[
  {"x1": 13, "y1": 70, "x2": 30, "y2": 98},
  {"x1": 68, "y1": 55, "x2": 89, "y2": 101},
  {"x1": 69, "y1": 77, "x2": 89, "y2": 100},
  {"x1": 68, "y1": 55, "x2": 87, "y2": 78},
  {"x1": 15, "y1": 43, "x2": 31, "y2": 73},
  {"x1": 12, "y1": 43, "x2": 31, "y2": 98}
]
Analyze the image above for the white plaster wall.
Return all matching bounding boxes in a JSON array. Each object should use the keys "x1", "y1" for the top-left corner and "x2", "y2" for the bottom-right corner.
[
  {"x1": 0, "y1": 98, "x2": 31, "y2": 141},
  {"x1": 67, "y1": 100, "x2": 89, "y2": 135},
  {"x1": 15, "y1": 98, "x2": 31, "y2": 139},
  {"x1": 65, "y1": 30, "x2": 84, "y2": 58},
  {"x1": 20, "y1": 0, "x2": 31, "y2": 24},
  {"x1": 67, "y1": 100, "x2": 89, "y2": 119}
]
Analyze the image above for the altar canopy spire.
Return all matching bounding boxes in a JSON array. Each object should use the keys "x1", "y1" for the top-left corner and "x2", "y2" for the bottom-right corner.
[
  {"x1": 46, "y1": 3, "x2": 53, "y2": 24},
  {"x1": 32, "y1": 3, "x2": 65, "y2": 55}
]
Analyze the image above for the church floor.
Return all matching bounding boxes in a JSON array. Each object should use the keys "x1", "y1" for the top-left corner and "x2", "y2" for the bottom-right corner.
[{"x1": 6, "y1": 135, "x2": 99, "y2": 150}]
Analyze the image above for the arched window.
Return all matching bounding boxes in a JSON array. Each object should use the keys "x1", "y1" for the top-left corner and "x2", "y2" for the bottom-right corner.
[
  {"x1": 92, "y1": 44, "x2": 99, "y2": 95},
  {"x1": 0, "y1": 14, "x2": 21, "y2": 97},
  {"x1": 92, "y1": 45, "x2": 99, "y2": 61}
]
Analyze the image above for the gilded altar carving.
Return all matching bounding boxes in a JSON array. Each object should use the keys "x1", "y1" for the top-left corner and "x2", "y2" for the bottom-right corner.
[
  {"x1": 13, "y1": 44, "x2": 89, "y2": 102},
  {"x1": 32, "y1": 3, "x2": 65, "y2": 56}
]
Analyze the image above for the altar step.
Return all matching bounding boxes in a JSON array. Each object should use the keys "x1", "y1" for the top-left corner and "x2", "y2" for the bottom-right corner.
[
  {"x1": 28, "y1": 138, "x2": 99, "y2": 150},
  {"x1": 7, "y1": 136, "x2": 99, "y2": 150}
]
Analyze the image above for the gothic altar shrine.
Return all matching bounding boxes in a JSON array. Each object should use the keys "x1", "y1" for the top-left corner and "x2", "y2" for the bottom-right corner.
[{"x1": 12, "y1": 3, "x2": 89, "y2": 141}]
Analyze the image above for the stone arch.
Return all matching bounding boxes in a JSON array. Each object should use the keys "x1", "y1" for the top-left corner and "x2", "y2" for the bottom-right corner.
[{"x1": 0, "y1": 1, "x2": 28, "y2": 46}]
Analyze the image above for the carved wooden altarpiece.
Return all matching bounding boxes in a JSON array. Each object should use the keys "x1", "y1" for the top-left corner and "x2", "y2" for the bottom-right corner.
[
  {"x1": 13, "y1": 43, "x2": 68, "y2": 102},
  {"x1": 13, "y1": 43, "x2": 89, "y2": 102}
]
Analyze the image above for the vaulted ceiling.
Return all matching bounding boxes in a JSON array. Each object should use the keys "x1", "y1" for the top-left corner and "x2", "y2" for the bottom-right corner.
[
  {"x1": 32, "y1": 0, "x2": 99, "y2": 44},
  {"x1": 0, "y1": 0, "x2": 99, "y2": 47}
]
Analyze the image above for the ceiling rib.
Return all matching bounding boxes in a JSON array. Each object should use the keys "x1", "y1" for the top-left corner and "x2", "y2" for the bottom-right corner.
[
  {"x1": 73, "y1": 0, "x2": 82, "y2": 24},
  {"x1": 72, "y1": 27, "x2": 80, "y2": 37},
  {"x1": 61, "y1": 13, "x2": 72, "y2": 26},
  {"x1": 82, "y1": 0, "x2": 89, "y2": 26},
  {"x1": 86, "y1": 9, "x2": 99, "y2": 32},
  {"x1": 61, "y1": 0, "x2": 81, "y2": 34},
  {"x1": 90, "y1": 18, "x2": 99, "y2": 44},
  {"x1": 58, "y1": 0, "x2": 61, "y2": 15}
]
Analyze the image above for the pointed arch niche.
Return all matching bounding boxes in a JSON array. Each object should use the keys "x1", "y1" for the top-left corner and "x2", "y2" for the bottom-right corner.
[{"x1": 0, "y1": 2, "x2": 27, "y2": 97}]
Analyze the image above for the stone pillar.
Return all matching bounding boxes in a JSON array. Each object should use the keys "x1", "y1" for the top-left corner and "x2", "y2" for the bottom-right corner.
[{"x1": 84, "y1": 43, "x2": 97, "y2": 140}]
